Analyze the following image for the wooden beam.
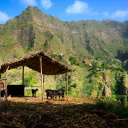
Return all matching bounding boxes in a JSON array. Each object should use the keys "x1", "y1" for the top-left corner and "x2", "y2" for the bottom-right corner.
[
  {"x1": 66, "y1": 71, "x2": 68, "y2": 101},
  {"x1": 22, "y1": 66, "x2": 24, "y2": 85},
  {"x1": 43, "y1": 75, "x2": 44, "y2": 90},
  {"x1": 0, "y1": 81, "x2": 1, "y2": 102},
  {"x1": 55, "y1": 75, "x2": 56, "y2": 81},
  {"x1": 0, "y1": 74, "x2": 3, "y2": 101},
  {"x1": 5, "y1": 66, "x2": 9, "y2": 100},
  {"x1": 55, "y1": 75, "x2": 56, "y2": 90},
  {"x1": 40, "y1": 57, "x2": 44, "y2": 101}
]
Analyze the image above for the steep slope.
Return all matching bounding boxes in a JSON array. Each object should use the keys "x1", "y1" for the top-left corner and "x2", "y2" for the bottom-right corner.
[
  {"x1": 1, "y1": 6, "x2": 128, "y2": 98},
  {"x1": 0, "y1": 6, "x2": 128, "y2": 65}
]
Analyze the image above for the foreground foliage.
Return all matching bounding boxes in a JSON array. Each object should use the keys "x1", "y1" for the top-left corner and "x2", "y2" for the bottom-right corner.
[
  {"x1": 0, "y1": 97, "x2": 128, "y2": 128},
  {"x1": 95, "y1": 98, "x2": 128, "y2": 119}
]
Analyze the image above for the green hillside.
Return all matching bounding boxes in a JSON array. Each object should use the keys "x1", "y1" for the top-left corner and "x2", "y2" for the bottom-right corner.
[
  {"x1": 0, "y1": 6, "x2": 128, "y2": 99},
  {"x1": 0, "y1": 6, "x2": 128, "y2": 63}
]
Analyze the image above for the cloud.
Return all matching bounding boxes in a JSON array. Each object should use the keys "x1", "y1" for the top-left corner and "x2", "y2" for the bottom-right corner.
[
  {"x1": 103, "y1": 10, "x2": 128, "y2": 19},
  {"x1": 20, "y1": 0, "x2": 37, "y2": 6},
  {"x1": 66, "y1": 1, "x2": 90, "y2": 14},
  {"x1": 0, "y1": 11, "x2": 10, "y2": 23},
  {"x1": 41, "y1": 0, "x2": 53, "y2": 9},
  {"x1": 103, "y1": 12, "x2": 109, "y2": 17},
  {"x1": 111, "y1": 10, "x2": 128, "y2": 18}
]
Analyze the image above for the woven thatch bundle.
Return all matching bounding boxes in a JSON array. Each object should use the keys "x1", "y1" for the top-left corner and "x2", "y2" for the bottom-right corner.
[{"x1": 0, "y1": 51, "x2": 71, "y2": 75}]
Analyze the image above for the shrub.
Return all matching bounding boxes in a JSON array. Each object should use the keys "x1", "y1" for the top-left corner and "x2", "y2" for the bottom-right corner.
[
  {"x1": 24, "y1": 72, "x2": 37, "y2": 87},
  {"x1": 71, "y1": 83, "x2": 77, "y2": 88},
  {"x1": 95, "y1": 98, "x2": 128, "y2": 118},
  {"x1": 56, "y1": 81, "x2": 66, "y2": 90},
  {"x1": 69, "y1": 56, "x2": 78, "y2": 65}
]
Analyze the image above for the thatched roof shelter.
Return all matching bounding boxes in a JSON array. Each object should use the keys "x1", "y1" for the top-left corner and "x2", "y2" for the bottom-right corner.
[
  {"x1": 0, "y1": 51, "x2": 71, "y2": 101},
  {"x1": 0, "y1": 51, "x2": 71, "y2": 75}
]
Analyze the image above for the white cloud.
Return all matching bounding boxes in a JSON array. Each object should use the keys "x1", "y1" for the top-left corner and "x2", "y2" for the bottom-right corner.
[
  {"x1": 0, "y1": 11, "x2": 10, "y2": 23},
  {"x1": 20, "y1": 0, "x2": 37, "y2": 6},
  {"x1": 66, "y1": 1, "x2": 90, "y2": 14},
  {"x1": 103, "y1": 12, "x2": 109, "y2": 17},
  {"x1": 41, "y1": 0, "x2": 53, "y2": 9},
  {"x1": 111, "y1": 10, "x2": 128, "y2": 18}
]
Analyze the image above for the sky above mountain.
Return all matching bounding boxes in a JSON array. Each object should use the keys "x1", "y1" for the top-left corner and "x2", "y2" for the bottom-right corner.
[{"x1": 0, "y1": 0, "x2": 128, "y2": 24}]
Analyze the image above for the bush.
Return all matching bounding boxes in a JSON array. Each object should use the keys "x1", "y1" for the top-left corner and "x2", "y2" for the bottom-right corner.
[
  {"x1": 24, "y1": 71, "x2": 37, "y2": 87},
  {"x1": 69, "y1": 56, "x2": 79, "y2": 65},
  {"x1": 56, "y1": 81, "x2": 66, "y2": 90},
  {"x1": 56, "y1": 82, "x2": 77, "y2": 93},
  {"x1": 116, "y1": 67, "x2": 125, "y2": 72},
  {"x1": 71, "y1": 83, "x2": 77, "y2": 88},
  {"x1": 95, "y1": 98, "x2": 128, "y2": 118}
]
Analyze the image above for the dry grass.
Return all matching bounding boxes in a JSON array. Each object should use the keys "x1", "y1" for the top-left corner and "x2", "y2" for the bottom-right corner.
[
  {"x1": 0, "y1": 96, "x2": 128, "y2": 128},
  {"x1": 6, "y1": 96, "x2": 94, "y2": 104}
]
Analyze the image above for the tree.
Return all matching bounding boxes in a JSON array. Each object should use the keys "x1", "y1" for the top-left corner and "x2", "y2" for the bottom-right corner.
[
  {"x1": 92, "y1": 61, "x2": 97, "y2": 70},
  {"x1": 69, "y1": 56, "x2": 77, "y2": 65},
  {"x1": 115, "y1": 74, "x2": 126, "y2": 95},
  {"x1": 115, "y1": 73, "x2": 127, "y2": 105}
]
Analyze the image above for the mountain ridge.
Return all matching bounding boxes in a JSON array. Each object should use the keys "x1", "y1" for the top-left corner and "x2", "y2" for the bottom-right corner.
[
  {"x1": 1, "y1": 6, "x2": 128, "y2": 98},
  {"x1": 0, "y1": 6, "x2": 128, "y2": 68}
]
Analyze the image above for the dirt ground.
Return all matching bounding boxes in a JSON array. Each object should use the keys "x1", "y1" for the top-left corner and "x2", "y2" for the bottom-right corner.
[{"x1": 0, "y1": 96, "x2": 128, "y2": 128}]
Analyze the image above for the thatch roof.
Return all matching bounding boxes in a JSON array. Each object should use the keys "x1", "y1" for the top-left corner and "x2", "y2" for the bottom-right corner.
[{"x1": 0, "y1": 51, "x2": 72, "y2": 75}]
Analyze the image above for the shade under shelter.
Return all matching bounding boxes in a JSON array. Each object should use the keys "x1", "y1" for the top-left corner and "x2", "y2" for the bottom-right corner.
[{"x1": 0, "y1": 51, "x2": 72, "y2": 101}]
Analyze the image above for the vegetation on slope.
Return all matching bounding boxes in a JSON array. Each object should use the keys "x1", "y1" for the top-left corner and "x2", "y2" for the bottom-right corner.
[
  {"x1": 0, "y1": 6, "x2": 128, "y2": 105},
  {"x1": 0, "y1": 6, "x2": 128, "y2": 63}
]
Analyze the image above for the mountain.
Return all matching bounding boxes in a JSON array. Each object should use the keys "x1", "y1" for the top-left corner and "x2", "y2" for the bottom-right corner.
[
  {"x1": 0, "y1": 6, "x2": 128, "y2": 64},
  {"x1": 0, "y1": 6, "x2": 128, "y2": 98}
]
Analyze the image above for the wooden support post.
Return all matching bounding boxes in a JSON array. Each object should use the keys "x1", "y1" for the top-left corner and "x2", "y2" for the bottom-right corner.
[
  {"x1": 66, "y1": 71, "x2": 68, "y2": 101},
  {"x1": 5, "y1": 66, "x2": 9, "y2": 100},
  {"x1": 22, "y1": 66, "x2": 24, "y2": 85},
  {"x1": 0, "y1": 80, "x2": 1, "y2": 102},
  {"x1": 43, "y1": 75, "x2": 44, "y2": 90},
  {"x1": 40, "y1": 57, "x2": 44, "y2": 101},
  {"x1": 0, "y1": 73, "x2": 1, "y2": 101},
  {"x1": 55, "y1": 75, "x2": 56, "y2": 90}
]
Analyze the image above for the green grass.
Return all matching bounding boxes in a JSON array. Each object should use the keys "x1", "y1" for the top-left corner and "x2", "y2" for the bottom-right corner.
[{"x1": 95, "y1": 98, "x2": 128, "y2": 118}]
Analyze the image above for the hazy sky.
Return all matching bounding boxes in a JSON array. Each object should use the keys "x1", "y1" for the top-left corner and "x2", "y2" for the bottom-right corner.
[{"x1": 0, "y1": 0, "x2": 128, "y2": 24}]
